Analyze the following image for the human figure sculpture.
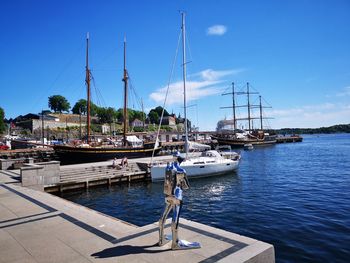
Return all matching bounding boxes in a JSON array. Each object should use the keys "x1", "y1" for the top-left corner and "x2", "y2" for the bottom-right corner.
[{"x1": 158, "y1": 159, "x2": 200, "y2": 250}]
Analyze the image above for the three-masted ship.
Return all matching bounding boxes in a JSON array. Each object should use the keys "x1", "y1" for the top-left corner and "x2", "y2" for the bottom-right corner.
[
  {"x1": 211, "y1": 82, "x2": 277, "y2": 147},
  {"x1": 54, "y1": 34, "x2": 161, "y2": 164}
]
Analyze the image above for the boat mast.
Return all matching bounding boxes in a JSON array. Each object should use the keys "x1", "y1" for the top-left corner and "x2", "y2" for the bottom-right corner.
[
  {"x1": 122, "y1": 37, "x2": 128, "y2": 147},
  {"x1": 181, "y1": 12, "x2": 189, "y2": 158},
  {"x1": 220, "y1": 82, "x2": 237, "y2": 131},
  {"x1": 232, "y1": 82, "x2": 237, "y2": 130},
  {"x1": 86, "y1": 32, "x2": 91, "y2": 143},
  {"x1": 247, "y1": 82, "x2": 251, "y2": 131},
  {"x1": 259, "y1": 95, "x2": 263, "y2": 130}
]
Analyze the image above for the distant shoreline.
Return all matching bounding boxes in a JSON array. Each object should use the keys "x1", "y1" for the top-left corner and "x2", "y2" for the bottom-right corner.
[{"x1": 269, "y1": 124, "x2": 350, "y2": 135}]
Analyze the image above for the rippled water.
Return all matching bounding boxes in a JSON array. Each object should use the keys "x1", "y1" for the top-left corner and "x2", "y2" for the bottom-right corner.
[{"x1": 62, "y1": 134, "x2": 350, "y2": 262}]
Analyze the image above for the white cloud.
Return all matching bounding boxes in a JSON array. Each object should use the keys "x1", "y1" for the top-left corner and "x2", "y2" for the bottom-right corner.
[
  {"x1": 207, "y1": 25, "x2": 227, "y2": 36},
  {"x1": 149, "y1": 68, "x2": 243, "y2": 105},
  {"x1": 191, "y1": 68, "x2": 245, "y2": 81},
  {"x1": 336, "y1": 86, "x2": 350, "y2": 97},
  {"x1": 267, "y1": 102, "x2": 350, "y2": 128}
]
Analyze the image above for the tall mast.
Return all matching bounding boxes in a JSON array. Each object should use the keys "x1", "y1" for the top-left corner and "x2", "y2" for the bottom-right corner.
[
  {"x1": 232, "y1": 82, "x2": 237, "y2": 130},
  {"x1": 259, "y1": 95, "x2": 263, "y2": 130},
  {"x1": 41, "y1": 110, "x2": 44, "y2": 144},
  {"x1": 86, "y1": 32, "x2": 91, "y2": 143},
  {"x1": 122, "y1": 37, "x2": 128, "y2": 146},
  {"x1": 181, "y1": 12, "x2": 188, "y2": 158},
  {"x1": 220, "y1": 82, "x2": 237, "y2": 130},
  {"x1": 247, "y1": 82, "x2": 251, "y2": 131}
]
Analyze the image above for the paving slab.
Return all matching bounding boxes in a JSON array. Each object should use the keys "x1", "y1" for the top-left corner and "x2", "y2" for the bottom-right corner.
[{"x1": 0, "y1": 183, "x2": 274, "y2": 263}]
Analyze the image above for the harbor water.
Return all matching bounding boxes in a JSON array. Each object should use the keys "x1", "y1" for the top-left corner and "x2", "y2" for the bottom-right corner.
[{"x1": 62, "y1": 133, "x2": 350, "y2": 262}]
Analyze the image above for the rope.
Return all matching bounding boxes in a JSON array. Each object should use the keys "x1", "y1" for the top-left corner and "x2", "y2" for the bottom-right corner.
[
  {"x1": 150, "y1": 29, "x2": 182, "y2": 165},
  {"x1": 29, "y1": 42, "x2": 84, "y2": 113}
]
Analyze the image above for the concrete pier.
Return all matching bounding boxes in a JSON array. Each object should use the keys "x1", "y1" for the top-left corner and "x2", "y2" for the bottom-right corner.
[{"x1": 0, "y1": 169, "x2": 275, "y2": 263}]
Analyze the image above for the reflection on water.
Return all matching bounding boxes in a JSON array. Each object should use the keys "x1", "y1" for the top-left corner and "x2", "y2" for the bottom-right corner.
[{"x1": 63, "y1": 134, "x2": 350, "y2": 262}]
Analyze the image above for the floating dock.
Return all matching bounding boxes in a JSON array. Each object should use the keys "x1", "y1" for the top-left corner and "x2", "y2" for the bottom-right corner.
[
  {"x1": 0, "y1": 171, "x2": 275, "y2": 263},
  {"x1": 276, "y1": 135, "x2": 303, "y2": 143}
]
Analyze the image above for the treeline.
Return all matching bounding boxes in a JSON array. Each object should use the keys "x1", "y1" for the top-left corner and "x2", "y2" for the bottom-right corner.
[
  {"x1": 271, "y1": 124, "x2": 350, "y2": 134},
  {"x1": 47, "y1": 95, "x2": 171, "y2": 125},
  {"x1": 1, "y1": 95, "x2": 175, "y2": 132},
  {"x1": 0, "y1": 107, "x2": 5, "y2": 134}
]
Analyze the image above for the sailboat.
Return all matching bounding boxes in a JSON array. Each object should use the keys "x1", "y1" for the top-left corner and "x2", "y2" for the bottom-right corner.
[
  {"x1": 211, "y1": 82, "x2": 277, "y2": 147},
  {"x1": 54, "y1": 34, "x2": 161, "y2": 164},
  {"x1": 151, "y1": 13, "x2": 240, "y2": 182}
]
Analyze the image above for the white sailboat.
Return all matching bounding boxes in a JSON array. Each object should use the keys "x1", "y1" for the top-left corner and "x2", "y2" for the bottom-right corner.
[{"x1": 151, "y1": 13, "x2": 240, "y2": 182}]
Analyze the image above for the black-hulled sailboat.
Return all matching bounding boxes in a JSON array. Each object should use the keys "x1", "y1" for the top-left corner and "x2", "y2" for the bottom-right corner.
[
  {"x1": 54, "y1": 34, "x2": 161, "y2": 164},
  {"x1": 211, "y1": 82, "x2": 277, "y2": 147}
]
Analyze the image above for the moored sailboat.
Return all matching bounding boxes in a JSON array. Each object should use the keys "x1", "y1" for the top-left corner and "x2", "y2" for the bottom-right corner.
[
  {"x1": 151, "y1": 13, "x2": 240, "y2": 181},
  {"x1": 54, "y1": 34, "x2": 161, "y2": 164}
]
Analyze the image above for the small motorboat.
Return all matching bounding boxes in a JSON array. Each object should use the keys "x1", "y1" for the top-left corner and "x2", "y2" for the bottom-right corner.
[{"x1": 244, "y1": 143, "x2": 254, "y2": 150}]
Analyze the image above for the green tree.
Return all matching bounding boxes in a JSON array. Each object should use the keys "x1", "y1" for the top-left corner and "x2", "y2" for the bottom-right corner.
[
  {"x1": 72, "y1": 99, "x2": 98, "y2": 116},
  {"x1": 154, "y1": 106, "x2": 169, "y2": 117},
  {"x1": 133, "y1": 110, "x2": 146, "y2": 122},
  {"x1": 148, "y1": 106, "x2": 169, "y2": 124},
  {"x1": 115, "y1": 108, "x2": 144, "y2": 122},
  {"x1": 148, "y1": 110, "x2": 159, "y2": 124},
  {"x1": 48, "y1": 95, "x2": 70, "y2": 113},
  {"x1": 0, "y1": 107, "x2": 5, "y2": 134},
  {"x1": 116, "y1": 108, "x2": 123, "y2": 122},
  {"x1": 97, "y1": 107, "x2": 117, "y2": 124}
]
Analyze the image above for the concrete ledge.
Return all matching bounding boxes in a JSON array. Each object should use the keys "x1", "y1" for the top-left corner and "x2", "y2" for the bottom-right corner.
[
  {"x1": 0, "y1": 157, "x2": 34, "y2": 170},
  {"x1": 21, "y1": 161, "x2": 60, "y2": 191}
]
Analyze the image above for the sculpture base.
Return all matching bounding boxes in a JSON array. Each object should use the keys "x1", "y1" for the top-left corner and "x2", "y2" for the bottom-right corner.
[
  {"x1": 173, "y1": 239, "x2": 201, "y2": 250},
  {"x1": 161, "y1": 234, "x2": 201, "y2": 250}
]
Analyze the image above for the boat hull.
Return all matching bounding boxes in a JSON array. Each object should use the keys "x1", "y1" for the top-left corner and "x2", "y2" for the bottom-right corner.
[
  {"x1": 54, "y1": 144, "x2": 161, "y2": 164},
  {"x1": 212, "y1": 135, "x2": 277, "y2": 147},
  {"x1": 151, "y1": 159, "x2": 239, "y2": 182}
]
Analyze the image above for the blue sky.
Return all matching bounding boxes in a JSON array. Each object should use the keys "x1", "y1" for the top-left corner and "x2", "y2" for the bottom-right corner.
[{"x1": 1, "y1": 0, "x2": 349, "y2": 130}]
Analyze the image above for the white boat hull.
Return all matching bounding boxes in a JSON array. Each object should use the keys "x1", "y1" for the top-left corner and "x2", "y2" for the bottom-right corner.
[{"x1": 151, "y1": 157, "x2": 239, "y2": 182}]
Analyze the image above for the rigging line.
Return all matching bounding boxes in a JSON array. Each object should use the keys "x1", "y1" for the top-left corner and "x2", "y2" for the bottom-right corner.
[
  {"x1": 90, "y1": 73, "x2": 106, "y2": 108},
  {"x1": 222, "y1": 83, "x2": 231, "y2": 94},
  {"x1": 185, "y1": 27, "x2": 194, "y2": 68},
  {"x1": 29, "y1": 42, "x2": 84, "y2": 112},
  {"x1": 249, "y1": 83, "x2": 260, "y2": 93},
  {"x1": 128, "y1": 75, "x2": 142, "y2": 110},
  {"x1": 261, "y1": 96, "x2": 273, "y2": 107},
  {"x1": 151, "y1": 28, "x2": 182, "y2": 163},
  {"x1": 249, "y1": 84, "x2": 273, "y2": 107},
  {"x1": 94, "y1": 46, "x2": 119, "y2": 68}
]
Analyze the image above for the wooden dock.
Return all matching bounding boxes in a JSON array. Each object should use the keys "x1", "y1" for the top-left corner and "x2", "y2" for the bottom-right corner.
[
  {"x1": 276, "y1": 135, "x2": 303, "y2": 143},
  {"x1": 45, "y1": 163, "x2": 149, "y2": 193}
]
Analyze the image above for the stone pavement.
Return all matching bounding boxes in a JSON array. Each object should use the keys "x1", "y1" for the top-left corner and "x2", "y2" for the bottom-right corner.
[{"x1": 0, "y1": 173, "x2": 274, "y2": 263}]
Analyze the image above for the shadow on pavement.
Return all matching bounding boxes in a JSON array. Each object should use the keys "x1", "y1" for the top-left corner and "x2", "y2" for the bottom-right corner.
[{"x1": 91, "y1": 243, "x2": 169, "y2": 258}]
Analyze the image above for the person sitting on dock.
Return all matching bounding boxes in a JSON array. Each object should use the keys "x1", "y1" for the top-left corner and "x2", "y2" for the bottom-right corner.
[
  {"x1": 112, "y1": 158, "x2": 117, "y2": 168},
  {"x1": 120, "y1": 156, "x2": 128, "y2": 168}
]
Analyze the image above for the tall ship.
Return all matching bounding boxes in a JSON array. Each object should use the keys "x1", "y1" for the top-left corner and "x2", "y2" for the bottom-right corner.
[
  {"x1": 211, "y1": 82, "x2": 277, "y2": 147},
  {"x1": 54, "y1": 34, "x2": 161, "y2": 164}
]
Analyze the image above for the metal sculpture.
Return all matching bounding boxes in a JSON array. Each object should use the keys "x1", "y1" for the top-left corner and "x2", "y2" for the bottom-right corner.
[{"x1": 158, "y1": 159, "x2": 201, "y2": 250}]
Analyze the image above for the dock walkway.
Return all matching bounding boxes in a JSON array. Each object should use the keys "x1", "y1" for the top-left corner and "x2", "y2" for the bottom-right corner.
[
  {"x1": 46, "y1": 163, "x2": 148, "y2": 193},
  {"x1": 0, "y1": 171, "x2": 274, "y2": 263}
]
